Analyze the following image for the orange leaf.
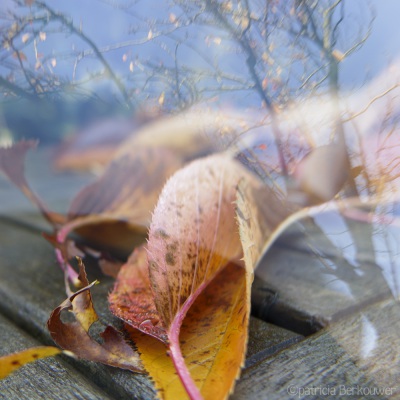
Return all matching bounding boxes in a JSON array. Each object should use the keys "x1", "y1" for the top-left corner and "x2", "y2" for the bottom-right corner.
[
  {"x1": 0, "y1": 347, "x2": 64, "y2": 379},
  {"x1": 110, "y1": 154, "x2": 258, "y2": 399},
  {"x1": 128, "y1": 262, "x2": 247, "y2": 400}
]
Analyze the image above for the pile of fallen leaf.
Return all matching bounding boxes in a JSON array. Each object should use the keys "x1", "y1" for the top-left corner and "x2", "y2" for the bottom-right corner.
[{"x1": 0, "y1": 110, "x2": 399, "y2": 399}]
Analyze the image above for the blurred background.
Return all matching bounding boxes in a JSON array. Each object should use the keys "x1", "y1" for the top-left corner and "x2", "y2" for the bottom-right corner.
[{"x1": 0, "y1": 0, "x2": 399, "y2": 148}]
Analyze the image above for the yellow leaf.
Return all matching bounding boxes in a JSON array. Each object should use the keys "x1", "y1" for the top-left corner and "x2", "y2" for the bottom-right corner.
[
  {"x1": 129, "y1": 61, "x2": 134, "y2": 72},
  {"x1": 109, "y1": 154, "x2": 260, "y2": 398},
  {"x1": 213, "y1": 37, "x2": 222, "y2": 45},
  {"x1": 21, "y1": 33, "x2": 30, "y2": 43},
  {"x1": 158, "y1": 91, "x2": 165, "y2": 105},
  {"x1": 39, "y1": 31, "x2": 46, "y2": 41},
  {"x1": 332, "y1": 49, "x2": 345, "y2": 62},
  {"x1": 240, "y1": 16, "x2": 249, "y2": 31},
  {"x1": 128, "y1": 262, "x2": 249, "y2": 400},
  {"x1": 220, "y1": 2, "x2": 232, "y2": 12},
  {"x1": 0, "y1": 346, "x2": 62, "y2": 379},
  {"x1": 169, "y1": 13, "x2": 177, "y2": 23},
  {"x1": 262, "y1": 52, "x2": 269, "y2": 62},
  {"x1": 148, "y1": 29, "x2": 153, "y2": 39},
  {"x1": 122, "y1": 53, "x2": 128, "y2": 62},
  {"x1": 12, "y1": 51, "x2": 27, "y2": 61},
  {"x1": 51, "y1": 58, "x2": 57, "y2": 67},
  {"x1": 111, "y1": 154, "x2": 258, "y2": 399}
]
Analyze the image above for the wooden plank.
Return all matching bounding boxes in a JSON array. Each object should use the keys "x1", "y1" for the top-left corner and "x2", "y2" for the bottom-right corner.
[
  {"x1": 252, "y1": 214, "x2": 396, "y2": 334},
  {"x1": 245, "y1": 318, "x2": 303, "y2": 369},
  {"x1": 234, "y1": 297, "x2": 400, "y2": 399},
  {"x1": 0, "y1": 217, "x2": 156, "y2": 400},
  {"x1": 0, "y1": 313, "x2": 113, "y2": 400},
  {"x1": 0, "y1": 217, "x2": 304, "y2": 398}
]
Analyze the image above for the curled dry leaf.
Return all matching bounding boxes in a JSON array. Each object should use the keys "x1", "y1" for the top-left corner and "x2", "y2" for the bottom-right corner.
[
  {"x1": 1, "y1": 110, "x2": 224, "y2": 269},
  {"x1": 0, "y1": 346, "x2": 66, "y2": 379},
  {"x1": 125, "y1": 262, "x2": 247, "y2": 400},
  {"x1": 47, "y1": 259, "x2": 143, "y2": 373},
  {"x1": 0, "y1": 141, "x2": 183, "y2": 283},
  {"x1": 110, "y1": 154, "x2": 258, "y2": 399}
]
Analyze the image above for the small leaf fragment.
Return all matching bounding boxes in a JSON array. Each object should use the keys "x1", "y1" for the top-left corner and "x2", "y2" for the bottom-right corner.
[
  {"x1": 48, "y1": 260, "x2": 143, "y2": 373},
  {"x1": 0, "y1": 346, "x2": 63, "y2": 379}
]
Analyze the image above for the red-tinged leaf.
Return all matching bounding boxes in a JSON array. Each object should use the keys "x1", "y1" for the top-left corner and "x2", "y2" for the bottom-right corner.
[
  {"x1": 0, "y1": 140, "x2": 36, "y2": 188},
  {"x1": 109, "y1": 246, "x2": 168, "y2": 342},
  {"x1": 125, "y1": 262, "x2": 248, "y2": 400},
  {"x1": 147, "y1": 154, "x2": 246, "y2": 327},
  {"x1": 47, "y1": 259, "x2": 143, "y2": 373},
  {"x1": 0, "y1": 346, "x2": 67, "y2": 379},
  {"x1": 110, "y1": 154, "x2": 258, "y2": 399},
  {"x1": 98, "y1": 257, "x2": 123, "y2": 278},
  {"x1": 12, "y1": 51, "x2": 27, "y2": 61},
  {"x1": 0, "y1": 141, "x2": 65, "y2": 225}
]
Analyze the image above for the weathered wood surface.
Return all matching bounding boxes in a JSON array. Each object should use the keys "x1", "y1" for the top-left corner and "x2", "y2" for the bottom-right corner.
[
  {"x1": 0, "y1": 217, "x2": 304, "y2": 399},
  {"x1": 235, "y1": 297, "x2": 400, "y2": 400},
  {"x1": 0, "y1": 313, "x2": 112, "y2": 400},
  {"x1": 252, "y1": 215, "x2": 397, "y2": 335}
]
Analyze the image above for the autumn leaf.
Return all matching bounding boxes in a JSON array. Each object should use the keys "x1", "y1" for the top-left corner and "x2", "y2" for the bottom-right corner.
[
  {"x1": 109, "y1": 246, "x2": 167, "y2": 342},
  {"x1": 0, "y1": 347, "x2": 67, "y2": 379},
  {"x1": 47, "y1": 259, "x2": 143, "y2": 373},
  {"x1": 59, "y1": 146, "x2": 183, "y2": 256},
  {"x1": 125, "y1": 262, "x2": 247, "y2": 400},
  {"x1": 110, "y1": 153, "x2": 258, "y2": 399},
  {"x1": 0, "y1": 141, "x2": 65, "y2": 225}
]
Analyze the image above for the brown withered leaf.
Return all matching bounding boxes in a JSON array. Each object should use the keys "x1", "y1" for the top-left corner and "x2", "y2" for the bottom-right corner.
[
  {"x1": 59, "y1": 146, "x2": 183, "y2": 256},
  {"x1": 53, "y1": 116, "x2": 139, "y2": 172},
  {"x1": 47, "y1": 259, "x2": 143, "y2": 373},
  {"x1": 110, "y1": 154, "x2": 258, "y2": 399}
]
